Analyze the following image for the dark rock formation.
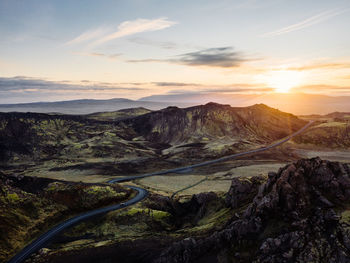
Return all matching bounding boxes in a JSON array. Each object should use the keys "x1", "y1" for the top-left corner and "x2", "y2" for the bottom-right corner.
[
  {"x1": 154, "y1": 158, "x2": 350, "y2": 263},
  {"x1": 145, "y1": 192, "x2": 220, "y2": 227},
  {"x1": 225, "y1": 175, "x2": 266, "y2": 209}
]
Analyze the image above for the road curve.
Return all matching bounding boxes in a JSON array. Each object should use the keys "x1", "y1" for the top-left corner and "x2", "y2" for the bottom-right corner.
[
  {"x1": 8, "y1": 121, "x2": 313, "y2": 263},
  {"x1": 109, "y1": 121, "x2": 314, "y2": 183},
  {"x1": 7, "y1": 185, "x2": 148, "y2": 263}
]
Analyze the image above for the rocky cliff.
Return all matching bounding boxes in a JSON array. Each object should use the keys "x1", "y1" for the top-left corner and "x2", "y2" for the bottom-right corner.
[{"x1": 155, "y1": 158, "x2": 350, "y2": 263}]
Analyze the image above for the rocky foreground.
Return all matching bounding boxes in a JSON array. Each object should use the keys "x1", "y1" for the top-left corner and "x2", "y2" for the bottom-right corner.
[
  {"x1": 155, "y1": 157, "x2": 350, "y2": 263},
  {"x1": 3, "y1": 157, "x2": 350, "y2": 263}
]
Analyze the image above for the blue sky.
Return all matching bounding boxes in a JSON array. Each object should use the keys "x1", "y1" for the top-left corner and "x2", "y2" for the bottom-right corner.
[{"x1": 0, "y1": 0, "x2": 350, "y2": 103}]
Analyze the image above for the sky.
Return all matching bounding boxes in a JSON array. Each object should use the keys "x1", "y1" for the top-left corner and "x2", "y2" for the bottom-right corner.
[{"x1": 1, "y1": 0, "x2": 350, "y2": 103}]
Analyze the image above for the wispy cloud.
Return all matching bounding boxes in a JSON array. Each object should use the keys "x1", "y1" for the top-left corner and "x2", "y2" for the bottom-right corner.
[
  {"x1": 0, "y1": 76, "x2": 145, "y2": 92},
  {"x1": 262, "y1": 8, "x2": 348, "y2": 37},
  {"x1": 65, "y1": 26, "x2": 111, "y2": 45},
  {"x1": 89, "y1": 52, "x2": 120, "y2": 59},
  {"x1": 66, "y1": 17, "x2": 177, "y2": 47},
  {"x1": 287, "y1": 62, "x2": 350, "y2": 71},
  {"x1": 128, "y1": 37, "x2": 178, "y2": 49},
  {"x1": 295, "y1": 84, "x2": 350, "y2": 93},
  {"x1": 128, "y1": 47, "x2": 249, "y2": 68},
  {"x1": 74, "y1": 52, "x2": 122, "y2": 60},
  {"x1": 152, "y1": 82, "x2": 199, "y2": 87},
  {"x1": 168, "y1": 87, "x2": 273, "y2": 94},
  {"x1": 128, "y1": 37, "x2": 202, "y2": 50}
]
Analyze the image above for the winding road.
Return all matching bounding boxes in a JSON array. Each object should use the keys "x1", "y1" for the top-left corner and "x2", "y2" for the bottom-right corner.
[
  {"x1": 109, "y1": 121, "x2": 314, "y2": 183},
  {"x1": 7, "y1": 186, "x2": 148, "y2": 263},
  {"x1": 7, "y1": 121, "x2": 313, "y2": 263}
]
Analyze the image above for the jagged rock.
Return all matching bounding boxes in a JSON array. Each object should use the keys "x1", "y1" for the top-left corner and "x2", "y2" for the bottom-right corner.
[
  {"x1": 225, "y1": 175, "x2": 266, "y2": 209},
  {"x1": 154, "y1": 158, "x2": 350, "y2": 263}
]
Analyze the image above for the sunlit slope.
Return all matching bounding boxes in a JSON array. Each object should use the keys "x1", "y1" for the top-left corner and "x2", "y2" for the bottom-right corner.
[
  {"x1": 0, "y1": 103, "x2": 306, "y2": 166},
  {"x1": 293, "y1": 113, "x2": 350, "y2": 148},
  {"x1": 125, "y1": 103, "x2": 307, "y2": 144}
]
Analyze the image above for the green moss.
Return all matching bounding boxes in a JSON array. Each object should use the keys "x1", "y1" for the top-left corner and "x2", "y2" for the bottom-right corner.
[
  {"x1": 104, "y1": 131, "x2": 116, "y2": 137},
  {"x1": 45, "y1": 182, "x2": 64, "y2": 192},
  {"x1": 197, "y1": 207, "x2": 231, "y2": 226},
  {"x1": 7, "y1": 193, "x2": 20, "y2": 203},
  {"x1": 126, "y1": 207, "x2": 146, "y2": 216},
  {"x1": 340, "y1": 210, "x2": 350, "y2": 230},
  {"x1": 72, "y1": 143, "x2": 83, "y2": 150},
  {"x1": 150, "y1": 210, "x2": 171, "y2": 220},
  {"x1": 84, "y1": 186, "x2": 116, "y2": 196},
  {"x1": 317, "y1": 122, "x2": 347, "y2": 128}
]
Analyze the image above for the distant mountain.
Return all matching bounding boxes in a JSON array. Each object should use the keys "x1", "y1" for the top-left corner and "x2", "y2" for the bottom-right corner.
[
  {"x1": 300, "y1": 111, "x2": 350, "y2": 120},
  {"x1": 140, "y1": 93, "x2": 350, "y2": 115},
  {"x1": 324, "y1": 112, "x2": 350, "y2": 119},
  {"x1": 0, "y1": 98, "x2": 192, "y2": 115},
  {"x1": 2, "y1": 93, "x2": 350, "y2": 115}
]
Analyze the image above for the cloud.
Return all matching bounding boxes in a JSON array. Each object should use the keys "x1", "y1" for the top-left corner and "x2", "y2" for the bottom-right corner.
[
  {"x1": 128, "y1": 37, "x2": 202, "y2": 50},
  {"x1": 127, "y1": 58, "x2": 163, "y2": 63},
  {"x1": 262, "y1": 8, "x2": 349, "y2": 37},
  {"x1": 287, "y1": 62, "x2": 350, "y2": 71},
  {"x1": 201, "y1": 87, "x2": 273, "y2": 93},
  {"x1": 166, "y1": 84, "x2": 272, "y2": 94},
  {"x1": 76, "y1": 52, "x2": 121, "y2": 60},
  {"x1": 295, "y1": 84, "x2": 350, "y2": 92},
  {"x1": 167, "y1": 88, "x2": 273, "y2": 94},
  {"x1": 128, "y1": 37, "x2": 178, "y2": 49},
  {"x1": 0, "y1": 77, "x2": 145, "y2": 92},
  {"x1": 175, "y1": 47, "x2": 245, "y2": 67},
  {"x1": 128, "y1": 47, "x2": 248, "y2": 68},
  {"x1": 65, "y1": 26, "x2": 111, "y2": 45},
  {"x1": 93, "y1": 17, "x2": 177, "y2": 46},
  {"x1": 152, "y1": 82, "x2": 199, "y2": 87},
  {"x1": 66, "y1": 17, "x2": 177, "y2": 47}
]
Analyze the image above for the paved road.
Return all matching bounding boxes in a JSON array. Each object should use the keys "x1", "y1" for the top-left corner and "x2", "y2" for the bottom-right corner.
[
  {"x1": 8, "y1": 121, "x2": 313, "y2": 263},
  {"x1": 7, "y1": 185, "x2": 148, "y2": 263},
  {"x1": 109, "y1": 121, "x2": 314, "y2": 183}
]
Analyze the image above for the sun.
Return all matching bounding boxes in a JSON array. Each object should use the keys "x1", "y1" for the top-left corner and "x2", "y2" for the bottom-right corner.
[{"x1": 265, "y1": 70, "x2": 304, "y2": 93}]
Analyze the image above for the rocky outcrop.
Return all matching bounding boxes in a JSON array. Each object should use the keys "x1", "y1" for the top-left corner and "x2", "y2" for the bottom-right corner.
[
  {"x1": 154, "y1": 158, "x2": 350, "y2": 263},
  {"x1": 145, "y1": 192, "x2": 220, "y2": 227},
  {"x1": 225, "y1": 175, "x2": 266, "y2": 209}
]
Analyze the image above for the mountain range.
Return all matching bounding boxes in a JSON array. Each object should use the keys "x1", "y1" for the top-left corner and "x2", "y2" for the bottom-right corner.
[{"x1": 1, "y1": 93, "x2": 350, "y2": 115}]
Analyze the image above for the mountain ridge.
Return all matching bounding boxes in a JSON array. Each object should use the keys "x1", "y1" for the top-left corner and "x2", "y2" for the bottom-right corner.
[{"x1": 2, "y1": 93, "x2": 350, "y2": 115}]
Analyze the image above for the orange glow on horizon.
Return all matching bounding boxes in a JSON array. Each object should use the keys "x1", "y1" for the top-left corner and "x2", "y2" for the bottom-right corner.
[{"x1": 260, "y1": 70, "x2": 305, "y2": 93}]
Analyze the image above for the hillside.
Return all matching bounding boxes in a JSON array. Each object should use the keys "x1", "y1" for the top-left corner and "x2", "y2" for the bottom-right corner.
[
  {"x1": 126, "y1": 103, "x2": 307, "y2": 144},
  {"x1": 0, "y1": 104, "x2": 307, "y2": 169},
  {"x1": 293, "y1": 112, "x2": 350, "y2": 149},
  {"x1": 0, "y1": 172, "x2": 132, "y2": 262}
]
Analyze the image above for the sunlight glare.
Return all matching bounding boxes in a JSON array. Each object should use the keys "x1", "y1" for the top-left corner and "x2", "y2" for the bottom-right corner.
[{"x1": 266, "y1": 70, "x2": 304, "y2": 93}]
